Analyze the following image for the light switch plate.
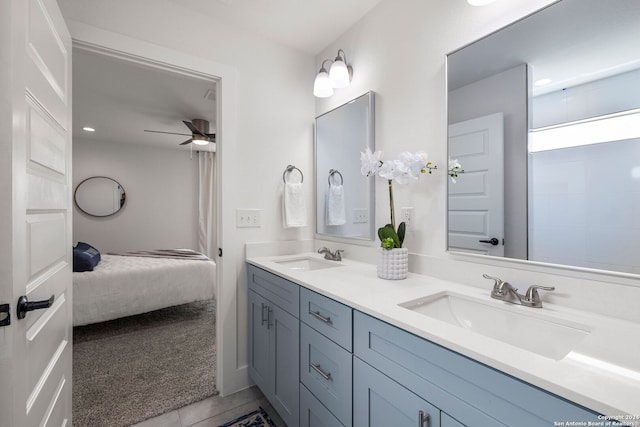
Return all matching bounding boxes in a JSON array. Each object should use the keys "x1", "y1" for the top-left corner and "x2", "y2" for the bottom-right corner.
[{"x1": 236, "y1": 209, "x2": 261, "y2": 228}]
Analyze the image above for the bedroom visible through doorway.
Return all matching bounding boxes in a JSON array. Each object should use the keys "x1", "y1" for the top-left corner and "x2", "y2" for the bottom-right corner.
[{"x1": 71, "y1": 46, "x2": 220, "y2": 425}]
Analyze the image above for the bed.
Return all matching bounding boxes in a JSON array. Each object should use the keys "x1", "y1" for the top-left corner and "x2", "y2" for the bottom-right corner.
[{"x1": 73, "y1": 251, "x2": 216, "y2": 326}]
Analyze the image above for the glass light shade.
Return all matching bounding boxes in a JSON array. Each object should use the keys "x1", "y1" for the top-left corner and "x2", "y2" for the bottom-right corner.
[
  {"x1": 192, "y1": 136, "x2": 210, "y2": 145},
  {"x1": 329, "y1": 59, "x2": 350, "y2": 88},
  {"x1": 313, "y1": 70, "x2": 333, "y2": 97}
]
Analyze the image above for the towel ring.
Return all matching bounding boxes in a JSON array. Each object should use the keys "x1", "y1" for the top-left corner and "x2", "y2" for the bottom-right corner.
[
  {"x1": 328, "y1": 169, "x2": 344, "y2": 186},
  {"x1": 283, "y1": 165, "x2": 303, "y2": 184}
]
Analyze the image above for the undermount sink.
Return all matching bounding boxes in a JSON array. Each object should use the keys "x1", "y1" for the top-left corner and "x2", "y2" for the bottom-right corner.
[
  {"x1": 274, "y1": 256, "x2": 342, "y2": 271},
  {"x1": 399, "y1": 292, "x2": 591, "y2": 360}
]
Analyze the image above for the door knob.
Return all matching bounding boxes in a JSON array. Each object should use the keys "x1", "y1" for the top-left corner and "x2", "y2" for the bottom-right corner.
[
  {"x1": 16, "y1": 295, "x2": 54, "y2": 319},
  {"x1": 479, "y1": 238, "x2": 499, "y2": 246}
]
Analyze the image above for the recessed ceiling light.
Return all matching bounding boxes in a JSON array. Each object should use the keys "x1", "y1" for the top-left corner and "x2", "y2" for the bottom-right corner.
[
  {"x1": 467, "y1": 0, "x2": 498, "y2": 6},
  {"x1": 83, "y1": 126, "x2": 96, "y2": 132},
  {"x1": 534, "y1": 78, "x2": 553, "y2": 87}
]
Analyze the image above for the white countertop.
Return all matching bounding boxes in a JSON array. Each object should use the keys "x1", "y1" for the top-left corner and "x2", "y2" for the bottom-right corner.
[{"x1": 247, "y1": 252, "x2": 640, "y2": 417}]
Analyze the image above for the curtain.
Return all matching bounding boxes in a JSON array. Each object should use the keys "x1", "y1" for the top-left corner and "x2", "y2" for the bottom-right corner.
[{"x1": 198, "y1": 152, "x2": 216, "y2": 258}]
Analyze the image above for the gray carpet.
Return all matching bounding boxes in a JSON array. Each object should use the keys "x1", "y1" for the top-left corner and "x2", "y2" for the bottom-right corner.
[{"x1": 72, "y1": 300, "x2": 218, "y2": 427}]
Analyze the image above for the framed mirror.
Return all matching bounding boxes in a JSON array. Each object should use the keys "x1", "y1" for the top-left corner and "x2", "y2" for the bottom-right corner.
[
  {"x1": 447, "y1": 0, "x2": 640, "y2": 275},
  {"x1": 315, "y1": 91, "x2": 375, "y2": 240},
  {"x1": 75, "y1": 176, "x2": 126, "y2": 217}
]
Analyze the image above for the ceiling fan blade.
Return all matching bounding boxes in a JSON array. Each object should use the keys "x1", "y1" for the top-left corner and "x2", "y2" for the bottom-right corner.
[
  {"x1": 179, "y1": 139, "x2": 193, "y2": 145},
  {"x1": 183, "y1": 120, "x2": 205, "y2": 136},
  {"x1": 144, "y1": 130, "x2": 192, "y2": 136}
]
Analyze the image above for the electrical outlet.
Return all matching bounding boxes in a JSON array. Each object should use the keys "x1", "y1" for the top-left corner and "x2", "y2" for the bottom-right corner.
[
  {"x1": 400, "y1": 207, "x2": 414, "y2": 228},
  {"x1": 353, "y1": 208, "x2": 369, "y2": 224},
  {"x1": 236, "y1": 209, "x2": 261, "y2": 228}
]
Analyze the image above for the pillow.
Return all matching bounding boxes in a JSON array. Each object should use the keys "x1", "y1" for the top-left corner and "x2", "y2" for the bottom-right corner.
[{"x1": 73, "y1": 242, "x2": 101, "y2": 272}]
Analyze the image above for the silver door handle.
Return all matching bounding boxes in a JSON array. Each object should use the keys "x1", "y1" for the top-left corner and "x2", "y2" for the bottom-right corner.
[
  {"x1": 418, "y1": 410, "x2": 430, "y2": 427},
  {"x1": 309, "y1": 310, "x2": 332, "y2": 324},
  {"x1": 310, "y1": 363, "x2": 332, "y2": 381},
  {"x1": 261, "y1": 303, "x2": 267, "y2": 326}
]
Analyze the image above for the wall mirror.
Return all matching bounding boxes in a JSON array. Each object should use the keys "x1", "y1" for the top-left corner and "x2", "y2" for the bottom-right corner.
[
  {"x1": 75, "y1": 176, "x2": 126, "y2": 217},
  {"x1": 447, "y1": 0, "x2": 640, "y2": 275},
  {"x1": 316, "y1": 91, "x2": 375, "y2": 240}
]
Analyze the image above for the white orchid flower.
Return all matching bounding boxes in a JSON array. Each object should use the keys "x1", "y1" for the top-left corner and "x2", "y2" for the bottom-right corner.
[{"x1": 360, "y1": 148, "x2": 383, "y2": 177}]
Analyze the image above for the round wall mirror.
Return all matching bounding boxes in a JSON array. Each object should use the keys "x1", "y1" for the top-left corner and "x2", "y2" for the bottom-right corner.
[{"x1": 74, "y1": 176, "x2": 126, "y2": 217}]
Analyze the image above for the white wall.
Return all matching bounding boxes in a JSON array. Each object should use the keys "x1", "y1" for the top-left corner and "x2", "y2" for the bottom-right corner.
[{"x1": 73, "y1": 138, "x2": 199, "y2": 253}]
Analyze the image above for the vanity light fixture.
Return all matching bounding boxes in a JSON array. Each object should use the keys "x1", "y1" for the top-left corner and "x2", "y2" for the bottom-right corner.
[
  {"x1": 82, "y1": 126, "x2": 96, "y2": 132},
  {"x1": 313, "y1": 59, "x2": 334, "y2": 98},
  {"x1": 313, "y1": 49, "x2": 353, "y2": 97}
]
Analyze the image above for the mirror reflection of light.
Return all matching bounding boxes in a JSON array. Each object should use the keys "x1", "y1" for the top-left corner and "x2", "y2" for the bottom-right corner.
[
  {"x1": 529, "y1": 108, "x2": 640, "y2": 152},
  {"x1": 534, "y1": 78, "x2": 552, "y2": 86},
  {"x1": 631, "y1": 166, "x2": 640, "y2": 180}
]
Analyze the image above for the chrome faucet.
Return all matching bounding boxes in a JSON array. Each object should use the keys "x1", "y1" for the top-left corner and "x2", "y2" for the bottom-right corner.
[
  {"x1": 483, "y1": 274, "x2": 555, "y2": 308},
  {"x1": 317, "y1": 247, "x2": 344, "y2": 261}
]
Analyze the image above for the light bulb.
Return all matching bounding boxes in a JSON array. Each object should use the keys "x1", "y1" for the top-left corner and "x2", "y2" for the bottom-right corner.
[
  {"x1": 313, "y1": 69, "x2": 333, "y2": 98},
  {"x1": 329, "y1": 59, "x2": 350, "y2": 88}
]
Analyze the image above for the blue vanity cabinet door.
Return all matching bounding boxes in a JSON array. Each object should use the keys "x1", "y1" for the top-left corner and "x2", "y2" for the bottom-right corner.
[
  {"x1": 442, "y1": 413, "x2": 466, "y2": 427},
  {"x1": 300, "y1": 384, "x2": 345, "y2": 427},
  {"x1": 248, "y1": 264, "x2": 300, "y2": 317},
  {"x1": 248, "y1": 290, "x2": 272, "y2": 396},
  {"x1": 271, "y1": 302, "x2": 300, "y2": 427},
  {"x1": 300, "y1": 323, "x2": 352, "y2": 426},
  {"x1": 300, "y1": 288, "x2": 352, "y2": 351},
  {"x1": 353, "y1": 357, "x2": 440, "y2": 427},
  {"x1": 354, "y1": 311, "x2": 599, "y2": 427}
]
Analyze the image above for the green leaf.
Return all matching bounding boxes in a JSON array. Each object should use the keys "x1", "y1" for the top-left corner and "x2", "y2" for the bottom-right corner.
[
  {"x1": 378, "y1": 225, "x2": 400, "y2": 248},
  {"x1": 397, "y1": 222, "x2": 406, "y2": 247}
]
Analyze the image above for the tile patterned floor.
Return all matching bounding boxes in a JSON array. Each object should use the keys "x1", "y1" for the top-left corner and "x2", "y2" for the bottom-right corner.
[{"x1": 131, "y1": 386, "x2": 285, "y2": 427}]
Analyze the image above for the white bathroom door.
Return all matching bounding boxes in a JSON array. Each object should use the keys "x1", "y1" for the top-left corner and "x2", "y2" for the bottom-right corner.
[
  {"x1": 0, "y1": 0, "x2": 73, "y2": 426},
  {"x1": 448, "y1": 113, "x2": 504, "y2": 256}
]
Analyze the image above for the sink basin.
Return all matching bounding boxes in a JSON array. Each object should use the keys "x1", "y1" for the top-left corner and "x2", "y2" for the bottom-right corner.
[
  {"x1": 274, "y1": 256, "x2": 341, "y2": 271},
  {"x1": 399, "y1": 292, "x2": 590, "y2": 360}
]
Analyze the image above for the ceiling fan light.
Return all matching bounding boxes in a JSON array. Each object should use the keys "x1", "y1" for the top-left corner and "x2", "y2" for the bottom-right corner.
[
  {"x1": 192, "y1": 135, "x2": 210, "y2": 145},
  {"x1": 329, "y1": 59, "x2": 350, "y2": 88},
  {"x1": 313, "y1": 69, "x2": 333, "y2": 98}
]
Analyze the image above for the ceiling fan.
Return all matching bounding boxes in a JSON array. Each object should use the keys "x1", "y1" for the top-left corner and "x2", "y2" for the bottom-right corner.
[{"x1": 144, "y1": 119, "x2": 216, "y2": 146}]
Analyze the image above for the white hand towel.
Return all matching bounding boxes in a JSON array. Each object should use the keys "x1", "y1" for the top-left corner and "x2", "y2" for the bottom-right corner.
[
  {"x1": 326, "y1": 184, "x2": 346, "y2": 226},
  {"x1": 283, "y1": 182, "x2": 307, "y2": 228}
]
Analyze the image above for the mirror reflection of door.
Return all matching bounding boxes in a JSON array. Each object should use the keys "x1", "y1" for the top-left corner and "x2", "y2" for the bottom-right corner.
[{"x1": 448, "y1": 113, "x2": 504, "y2": 256}]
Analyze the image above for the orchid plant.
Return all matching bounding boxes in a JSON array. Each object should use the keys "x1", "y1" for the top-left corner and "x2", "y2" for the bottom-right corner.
[{"x1": 360, "y1": 148, "x2": 463, "y2": 249}]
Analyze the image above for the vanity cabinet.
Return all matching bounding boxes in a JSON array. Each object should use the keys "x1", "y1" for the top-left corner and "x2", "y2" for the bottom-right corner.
[
  {"x1": 248, "y1": 265, "x2": 300, "y2": 427},
  {"x1": 247, "y1": 263, "x2": 602, "y2": 427}
]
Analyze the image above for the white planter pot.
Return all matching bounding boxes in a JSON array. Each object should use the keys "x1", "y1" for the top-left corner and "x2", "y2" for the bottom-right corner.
[{"x1": 377, "y1": 247, "x2": 408, "y2": 280}]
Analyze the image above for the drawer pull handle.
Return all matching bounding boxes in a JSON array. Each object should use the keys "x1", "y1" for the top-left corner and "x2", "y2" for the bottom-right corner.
[
  {"x1": 309, "y1": 310, "x2": 332, "y2": 324},
  {"x1": 418, "y1": 410, "x2": 430, "y2": 427},
  {"x1": 310, "y1": 363, "x2": 332, "y2": 381}
]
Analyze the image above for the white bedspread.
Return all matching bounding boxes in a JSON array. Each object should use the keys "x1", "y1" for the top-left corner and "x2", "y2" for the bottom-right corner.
[{"x1": 73, "y1": 254, "x2": 216, "y2": 326}]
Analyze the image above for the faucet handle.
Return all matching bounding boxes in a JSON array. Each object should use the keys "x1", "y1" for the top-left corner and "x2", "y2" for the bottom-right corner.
[
  {"x1": 317, "y1": 247, "x2": 329, "y2": 254},
  {"x1": 524, "y1": 285, "x2": 555, "y2": 304},
  {"x1": 483, "y1": 274, "x2": 504, "y2": 290}
]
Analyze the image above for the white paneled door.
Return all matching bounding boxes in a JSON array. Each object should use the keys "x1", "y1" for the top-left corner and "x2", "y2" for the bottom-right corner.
[
  {"x1": 0, "y1": 0, "x2": 73, "y2": 426},
  {"x1": 448, "y1": 113, "x2": 504, "y2": 256}
]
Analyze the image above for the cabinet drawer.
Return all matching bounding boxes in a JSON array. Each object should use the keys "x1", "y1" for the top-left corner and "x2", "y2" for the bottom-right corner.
[
  {"x1": 300, "y1": 288, "x2": 352, "y2": 351},
  {"x1": 301, "y1": 323, "x2": 352, "y2": 427},
  {"x1": 354, "y1": 311, "x2": 599, "y2": 427},
  {"x1": 300, "y1": 384, "x2": 345, "y2": 427},
  {"x1": 247, "y1": 264, "x2": 299, "y2": 317}
]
